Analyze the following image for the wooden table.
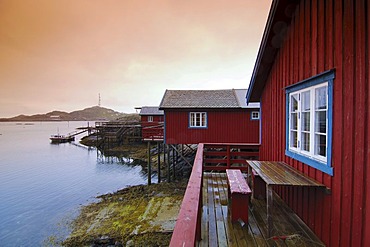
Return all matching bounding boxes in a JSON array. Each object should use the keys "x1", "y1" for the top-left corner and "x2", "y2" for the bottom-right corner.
[{"x1": 246, "y1": 160, "x2": 328, "y2": 237}]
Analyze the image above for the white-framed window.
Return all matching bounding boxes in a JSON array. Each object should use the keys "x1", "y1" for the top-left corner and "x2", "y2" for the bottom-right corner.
[
  {"x1": 285, "y1": 70, "x2": 334, "y2": 176},
  {"x1": 148, "y1": 116, "x2": 153, "y2": 122},
  {"x1": 189, "y1": 112, "x2": 207, "y2": 128},
  {"x1": 251, "y1": 111, "x2": 260, "y2": 120},
  {"x1": 288, "y1": 83, "x2": 327, "y2": 161}
]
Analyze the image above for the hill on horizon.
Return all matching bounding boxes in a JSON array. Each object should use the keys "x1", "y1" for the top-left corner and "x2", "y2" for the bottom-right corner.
[{"x1": 0, "y1": 106, "x2": 139, "y2": 122}]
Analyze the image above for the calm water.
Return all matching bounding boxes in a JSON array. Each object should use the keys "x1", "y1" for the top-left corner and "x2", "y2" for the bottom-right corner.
[{"x1": 0, "y1": 121, "x2": 150, "y2": 246}]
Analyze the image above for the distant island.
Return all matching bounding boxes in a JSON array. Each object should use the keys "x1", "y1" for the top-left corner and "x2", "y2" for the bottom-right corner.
[{"x1": 0, "y1": 106, "x2": 139, "y2": 122}]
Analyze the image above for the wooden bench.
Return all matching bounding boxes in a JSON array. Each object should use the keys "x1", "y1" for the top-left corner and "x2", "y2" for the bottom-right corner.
[{"x1": 226, "y1": 169, "x2": 252, "y2": 224}]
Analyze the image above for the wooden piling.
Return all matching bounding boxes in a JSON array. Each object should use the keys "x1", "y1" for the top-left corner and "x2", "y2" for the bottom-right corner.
[
  {"x1": 147, "y1": 141, "x2": 151, "y2": 185},
  {"x1": 163, "y1": 144, "x2": 166, "y2": 182},
  {"x1": 157, "y1": 142, "x2": 161, "y2": 183},
  {"x1": 172, "y1": 146, "x2": 176, "y2": 180},
  {"x1": 167, "y1": 144, "x2": 171, "y2": 182},
  {"x1": 176, "y1": 145, "x2": 180, "y2": 176}
]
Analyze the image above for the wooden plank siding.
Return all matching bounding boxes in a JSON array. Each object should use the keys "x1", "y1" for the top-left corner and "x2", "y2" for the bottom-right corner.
[
  {"x1": 141, "y1": 115, "x2": 164, "y2": 140},
  {"x1": 365, "y1": 2, "x2": 370, "y2": 246},
  {"x1": 258, "y1": 0, "x2": 370, "y2": 246},
  {"x1": 164, "y1": 109, "x2": 259, "y2": 145}
]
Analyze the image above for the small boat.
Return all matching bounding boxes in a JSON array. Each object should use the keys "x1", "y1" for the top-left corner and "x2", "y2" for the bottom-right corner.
[{"x1": 50, "y1": 134, "x2": 75, "y2": 143}]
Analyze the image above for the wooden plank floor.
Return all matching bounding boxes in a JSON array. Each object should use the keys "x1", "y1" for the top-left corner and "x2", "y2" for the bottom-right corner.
[{"x1": 199, "y1": 172, "x2": 326, "y2": 247}]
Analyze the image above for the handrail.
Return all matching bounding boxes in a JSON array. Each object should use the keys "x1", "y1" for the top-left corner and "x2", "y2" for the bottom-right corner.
[
  {"x1": 169, "y1": 143, "x2": 204, "y2": 246},
  {"x1": 170, "y1": 143, "x2": 260, "y2": 246}
]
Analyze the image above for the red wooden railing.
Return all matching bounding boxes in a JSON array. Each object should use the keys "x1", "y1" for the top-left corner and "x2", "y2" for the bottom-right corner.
[
  {"x1": 203, "y1": 143, "x2": 260, "y2": 171},
  {"x1": 141, "y1": 123, "x2": 164, "y2": 140},
  {"x1": 170, "y1": 143, "x2": 204, "y2": 246},
  {"x1": 169, "y1": 143, "x2": 259, "y2": 246}
]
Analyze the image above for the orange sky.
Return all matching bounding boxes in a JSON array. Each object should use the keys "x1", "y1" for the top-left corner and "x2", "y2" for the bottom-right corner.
[{"x1": 0, "y1": 0, "x2": 271, "y2": 117}]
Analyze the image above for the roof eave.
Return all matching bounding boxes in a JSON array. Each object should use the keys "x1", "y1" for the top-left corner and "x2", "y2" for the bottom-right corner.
[
  {"x1": 159, "y1": 106, "x2": 242, "y2": 109},
  {"x1": 246, "y1": 0, "x2": 299, "y2": 103}
]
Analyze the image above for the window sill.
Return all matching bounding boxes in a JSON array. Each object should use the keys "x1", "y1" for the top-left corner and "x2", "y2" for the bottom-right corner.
[{"x1": 285, "y1": 149, "x2": 333, "y2": 176}]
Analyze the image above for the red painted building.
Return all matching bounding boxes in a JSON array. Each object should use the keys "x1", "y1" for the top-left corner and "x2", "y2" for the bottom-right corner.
[
  {"x1": 247, "y1": 0, "x2": 370, "y2": 246},
  {"x1": 159, "y1": 89, "x2": 260, "y2": 144},
  {"x1": 139, "y1": 106, "x2": 164, "y2": 141}
]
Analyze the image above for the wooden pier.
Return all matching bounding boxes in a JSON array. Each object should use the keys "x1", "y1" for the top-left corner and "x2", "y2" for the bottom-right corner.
[
  {"x1": 200, "y1": 173, "x2": 325, "y2": 247},
  {"x1": 170, "y1": 143, "x2": 325, "y2": 247},
  {"x1": 50, "y1": 126, "x2": 95, "y2": 143},
  {"x1": 95, "y1": 121, "x2": 142, "y2": 148}
]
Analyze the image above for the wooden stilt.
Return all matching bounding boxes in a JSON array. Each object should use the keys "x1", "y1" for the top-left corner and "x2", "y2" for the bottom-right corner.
[
  {"x1": 176, "y1": 145, "x2": 179, "y2": 176},
  {"x1": 163, "y1": 143, "x2": 166, "y2": 182},
  {"x1": 157, "y1": 142, "x2": 161, "y2": 183},
  {"x1": 167, "y1": 144, "x2": 171, "y2": 182},
  {"x1": 147, "y1": 141, "x2": 151, "y2": 185},
  {"x1": 172, "y1": 146, "x2": 176, "y2": 180}
]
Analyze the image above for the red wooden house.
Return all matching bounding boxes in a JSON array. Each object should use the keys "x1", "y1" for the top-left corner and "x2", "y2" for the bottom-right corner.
[
  {"x1": 247, "y1": 0, "x2": 370, "y2": 246},
  {"x1": 138, "y1": 106, "x2": 164, "y2": 141},
  {"x1": 159, "y1": 89, "x2": 260, "y2": 145}
]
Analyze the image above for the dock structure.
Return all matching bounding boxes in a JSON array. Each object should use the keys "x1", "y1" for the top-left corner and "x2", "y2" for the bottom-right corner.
[
  {"x1": 95, "y1": 121, "x2": 142, "y2": 148},
  {"x1": 50, "y1": 126, "x2": 95, "y2": 143}
]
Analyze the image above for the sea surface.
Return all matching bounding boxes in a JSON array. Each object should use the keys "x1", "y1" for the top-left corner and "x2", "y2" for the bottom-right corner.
[{"x1": 0, "y1": 121, "x2": 151, "y2": 246}]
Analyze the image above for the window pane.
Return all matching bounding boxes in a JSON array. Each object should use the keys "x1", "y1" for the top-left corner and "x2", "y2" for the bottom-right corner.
[
  {"x1": 302, "y1": 112, "x2": 310, "y2": 131},
  {"x1": 190, "y1": 112, "x2": 207, "y2": 127},
  {"x1": 315, "y1": 86, "x2": 327, "y2": 110},
  {"x1": 315, "y1": 111, "x2": 327, "y2": 133},
  {"x1": 315, "y1": 134, "x2": 326, "y2": 156},
  {"x1": 301, "y1": 91, "x2": 311, "y2": 111},
  {"x1": 301, "y1": 132, "x2": 310, "y2": 151},
  {"x1": 291, "y1": 113, "x2": 298, "y2": 130},
  {"x1": 252, "y1": 111, "x2": 259, "y2": 119},
  {"x1": 291, "y1": 94, "x2": 298, "y2": 112},
  {"x1": 290, "y1": 131, "x2": 298, "y2": 148}
]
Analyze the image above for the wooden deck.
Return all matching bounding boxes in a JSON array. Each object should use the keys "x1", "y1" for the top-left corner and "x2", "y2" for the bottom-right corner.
[{"x1": 200, "y1": 172, "x2": 325, "y2": 247}]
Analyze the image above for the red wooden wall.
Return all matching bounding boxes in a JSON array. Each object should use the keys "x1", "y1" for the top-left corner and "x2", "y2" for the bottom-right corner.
[
  {"x1": 164, "y1": 109, "x2": 259, "y2": 144},
  {"x1": 141, "y1": 115, "x2": 163, "y2": 125},
  {"x1": 259, "y1": 0, "x2": 369, "y2": 246},
  {"x1": 141, "y1": 115, "x2": 164, "y2": 140}
]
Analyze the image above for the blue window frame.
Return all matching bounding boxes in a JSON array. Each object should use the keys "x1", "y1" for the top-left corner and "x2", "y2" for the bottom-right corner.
[
  {"x1": 189, "y1": 112, "x2": 207, "y2": 128},
  {"x1": 285, "y1": 70, "x2": 334, "y2": 176}
]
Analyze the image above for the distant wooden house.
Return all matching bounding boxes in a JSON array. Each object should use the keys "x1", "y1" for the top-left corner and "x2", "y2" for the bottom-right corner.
[
  {"x1": 139, "y1": 106, "x2": 164, "y2": 141},
  {"x1": 247, "y1": 0, "x2": 370, "y2": 246},
  {"x1": 159, "y1": 89, "x2": 260, "y2": 145}
]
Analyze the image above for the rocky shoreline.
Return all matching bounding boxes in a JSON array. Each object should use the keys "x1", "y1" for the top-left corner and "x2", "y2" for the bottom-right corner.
[
  {"x1": 61, "y1": 181, "x2": 187, "y2": 246},
  {"x1": 47, "y1": 139, "x2": 190, "y2": 246}
]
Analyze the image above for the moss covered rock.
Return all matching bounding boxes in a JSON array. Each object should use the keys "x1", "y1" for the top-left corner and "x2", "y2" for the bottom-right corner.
[{"x1": 63, "y1": 181, "x2": 187, "y2": 246}]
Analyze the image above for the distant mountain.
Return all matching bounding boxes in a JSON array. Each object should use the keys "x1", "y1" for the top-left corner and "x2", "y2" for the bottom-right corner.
[{"x1": 0, "y1": 106, "x2": 139, "y2": 122}]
